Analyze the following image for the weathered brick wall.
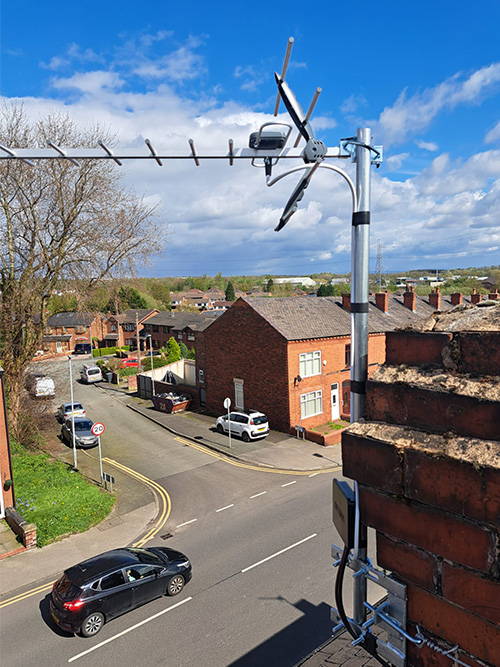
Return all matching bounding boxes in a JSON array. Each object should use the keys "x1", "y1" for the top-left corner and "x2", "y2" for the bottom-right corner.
[{"x1": 342, "y1": 329, "x2": 500, "y2": 667}]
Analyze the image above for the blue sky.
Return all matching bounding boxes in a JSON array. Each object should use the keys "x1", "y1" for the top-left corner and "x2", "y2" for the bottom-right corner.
[{"x1": 1, "y1": 1, "x2": 500, "y2": 278}]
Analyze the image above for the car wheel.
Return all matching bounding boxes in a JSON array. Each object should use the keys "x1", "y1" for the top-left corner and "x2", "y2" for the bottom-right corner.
[
  {"x1": 242, "y1": 431, "x2": 250, "y2": 442},
  {"x1": 80, "y1": 612, "x2": 105, "y2": 637},
  {"x1": 166, "y1": 574, "x2": 185, "y2": 596},
  {"x1": 216, "y1": 423, "x2": 224, "y2": 434}
]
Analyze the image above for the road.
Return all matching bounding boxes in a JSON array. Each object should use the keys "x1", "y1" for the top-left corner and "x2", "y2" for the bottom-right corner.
[{"x1": 1, "y1": 356, "x2": 368, "y2": 666}]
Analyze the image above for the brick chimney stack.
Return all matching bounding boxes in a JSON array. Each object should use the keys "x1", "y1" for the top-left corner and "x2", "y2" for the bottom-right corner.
[
  {"x1": 450, "y1": 292, "x2": 463, "y2": 306},
  {"x1": 489, "y1": 289, "x2": 499, "y2": 301},
  {"x1": 403, "y1": 285, "x2": 416, "y2": 312},
  {"x1": 375, "y1": 291, "x2": 389, "y2": 313},
  {"x1": 471, "y1": 288, "x2": 482, "y2": 304},
  {"x1": 341, "y1": 293, "x2": 351, "y2": 312},
  {"x1": 429, "y1": 286, "x2": 441, "y2": 310}
]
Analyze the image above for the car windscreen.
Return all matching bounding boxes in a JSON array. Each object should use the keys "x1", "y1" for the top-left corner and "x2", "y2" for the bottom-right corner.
[
  {"x1": 68, "y1": 404, "x2": 83, "y2": 411},
  {"x1": 124, "y1": 548, "x2": 163, "y2": 565},
  {"x1": 55, "y1": 575, "x2": 83, "y2": 600},
  {"x1": 253, "y1": 415, "x2": 268, "y2": 425},
  {"x1": 74, "y1": 421, "x2": 93, "y2": 431}
]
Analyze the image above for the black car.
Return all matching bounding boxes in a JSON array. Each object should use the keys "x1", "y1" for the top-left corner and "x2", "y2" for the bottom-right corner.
[
  {"x1": 74, "y1": 343, "x2": 92, "y2": 355},
  {"x1": 50, "y1": 547, "x2": 192, "y2": 637}
]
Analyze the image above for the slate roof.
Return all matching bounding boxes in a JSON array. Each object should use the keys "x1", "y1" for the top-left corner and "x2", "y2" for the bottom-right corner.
[
  {"x1": 239, "y1": 294, "x2": 455, "y2": 341},
  {"x1": 145, "y1": 310, "x2": 219, "y2": 332},
  {"x1": 47, "y1": 312, "x2": 97, "y2": 327},
  {"x1": 113, "y1": 309, "x2": 158, "y2": 324}
]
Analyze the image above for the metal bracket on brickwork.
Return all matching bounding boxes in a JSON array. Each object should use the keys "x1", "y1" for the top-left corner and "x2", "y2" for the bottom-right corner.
[{"x1": 331, "y1": 544, "x2": 408, "y2": 667}]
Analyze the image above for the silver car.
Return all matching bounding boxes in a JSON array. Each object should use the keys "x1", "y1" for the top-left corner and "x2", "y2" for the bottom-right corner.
[
  {"x1": 61, "y1": 417, "x2": 98, "y2": 449},
  {"x1": 57, "y1": 402, "x2": 86, "y2": 422},
  {"x1": 215, "y1": 409, "x2": 269, "y2": 442}
]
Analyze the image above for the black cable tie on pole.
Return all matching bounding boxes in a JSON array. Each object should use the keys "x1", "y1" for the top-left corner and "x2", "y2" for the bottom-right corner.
[
  {"x1": 350, "y1": 302, "x2": 369, "y2": 313},
  {"x1": 352, "y1": 211, "x2": 370, "y2": 226},
  {"x1": 351, "y1": 380, "x2": 366, "y2": 394}
]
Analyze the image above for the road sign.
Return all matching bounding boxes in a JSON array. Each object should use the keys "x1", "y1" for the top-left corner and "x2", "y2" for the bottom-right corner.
[
  {"x1": 223, "y1": 397, "x2": 231, "y2": 410},
  {"x1": 91, "y1": 422, "x2": 105, "y2": 436}
]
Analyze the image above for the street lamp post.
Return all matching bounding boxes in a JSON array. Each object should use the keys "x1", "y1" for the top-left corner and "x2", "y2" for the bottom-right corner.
[
  {"x1": 68, "y1": 356, "x2": 78, "y2": 470},
  {"x1": 147, "y1": 334, "x2": 155, "y2": 397}
]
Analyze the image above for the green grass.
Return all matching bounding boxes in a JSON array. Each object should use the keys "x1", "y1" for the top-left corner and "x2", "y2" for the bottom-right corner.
[{"x1": 12, "y1": 452, "x2": 115, "y2": 547}]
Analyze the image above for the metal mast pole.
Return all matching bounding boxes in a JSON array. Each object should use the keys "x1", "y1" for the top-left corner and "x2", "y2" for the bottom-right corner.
[
  {"x1": 351, "y1": 127, "x2": 371, "y2": 624},
  {"x1": 68, "y1": 356, "x2": 78, "y2": 470}
]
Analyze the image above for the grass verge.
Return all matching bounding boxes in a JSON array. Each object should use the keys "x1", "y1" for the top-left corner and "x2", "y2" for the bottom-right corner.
[{"x1": 12, "y1": 451, "x2": 115, "y2": 547}]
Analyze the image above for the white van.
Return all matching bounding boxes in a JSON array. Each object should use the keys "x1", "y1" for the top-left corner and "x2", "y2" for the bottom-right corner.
[{"x1": 80, "y1": 364, "x2": 103, "y2": 384}]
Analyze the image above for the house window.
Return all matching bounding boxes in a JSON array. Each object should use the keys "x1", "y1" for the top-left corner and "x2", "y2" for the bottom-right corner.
[
  {"x1": 61, "y1": 327, "x2": 67, "y2": 334},
  {"x1": 299, "y1": 350, "x2": 321, "y2": 377},
  {"x1": 145, "y1": 324, "x2": 151, "y2": 332},
  {"x1": 163, "y1": 326, "x2": 169, "y2": 334},
  {"x1": 345, "y1": 344, "x2": 351, "y2": 367},
  {"x1": 187, "y1": 332, "x2": 195, "y2": 341},
  {"x1": 44, "y1": 327, "x2": 53, "y2": 335},
  {"x1": 234, "y1": 379, "x2": 244, "y2": 409},
  {"x1": 124, "y1": 323, "x2": 135, "y2": 332},
  {"x1": 199, "y1": 369, "x2": 204, "y2": 384},
  {"x1": 75, "y1": 326, "x2": 85, "y2": 334},
  {"x1": 152, "y1": 325, "x2": 159, "y2": 333},
  {"x1": 110, "y1": 324, "x2": 117, "y2": 332},
  {"x1": 177, "y1": 332, "x2": 183, "y2": 340},
  {"x1": 300, "y1": 390, "x2": 323, "y2": 419}
]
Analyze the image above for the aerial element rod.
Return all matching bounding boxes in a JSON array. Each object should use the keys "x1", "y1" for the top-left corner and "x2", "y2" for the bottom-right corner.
[
  {"x1": 274, "y1": 37, "x2": 294, "y2": 116},
  {"x1": 145, "y1": 139, "x2": 162, "y2": 166}
]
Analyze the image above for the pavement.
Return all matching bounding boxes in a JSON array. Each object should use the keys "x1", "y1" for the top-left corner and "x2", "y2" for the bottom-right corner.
[{"x1": 0, "y1": 382, "x2": 376, "y2": 667}]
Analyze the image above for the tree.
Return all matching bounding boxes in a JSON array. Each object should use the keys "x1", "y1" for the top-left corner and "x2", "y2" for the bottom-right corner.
[
  {"x1": 162, "y1": 337, "x2": 181, "y2": 364},
  {"x1": 265, "y1": 278, "x2": 274, "y2": 293},
  {"x1": 179, "y1": 341, "x2": 189, "y2": 359},
  {"x1": 0, "y1": 104, "x2": 165, "y2": 435},
  {"x1": 225, "y1": 281, "x2": 235, "y2": 301},
  {"x1": 105, "y1": 286, "x2": 148, "y2": 314}
]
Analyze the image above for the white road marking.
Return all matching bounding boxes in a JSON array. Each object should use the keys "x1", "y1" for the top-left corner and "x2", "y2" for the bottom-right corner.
[
  {"x1": 281, "y1": 480, "x2": 296, "y2": 487},
  {"x1": 216, "y1": 504, "x2": 234, "y2": 512},
  {"x1": 241, "y1": 534, "x2": 317, "y2": 573},
  {"x1": 308, "y1": 472, "x2": 320, "y2": 478},
  {"x1": 176, "y1": 519, "x2": 197, "y2": 527},
  {"x1": 68, "y1": 597, "x2": 192, "y2": 662},
  {"x1": 250, "y1": 491, "x2": 266, "y2": 499}
]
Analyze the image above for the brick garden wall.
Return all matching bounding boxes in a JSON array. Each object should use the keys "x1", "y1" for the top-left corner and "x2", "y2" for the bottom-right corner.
[{"x1": 342, "y1": 329, "x2": 500, "y2": 667}]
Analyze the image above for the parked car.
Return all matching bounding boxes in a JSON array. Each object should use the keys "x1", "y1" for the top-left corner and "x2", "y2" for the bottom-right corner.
[
  {"x1": 80, "y1": 364, "x2": 103, "y2": 384},
  {"x1": 61, "y1": 417, "x2": 98, "y2": 448},
  {"x1": 119, "y1": 358, "x2": 139, "y2": 368},
  {"x1": 215, "y1": 409, "x2": 269, "y2": 442},
  {"x1": 73, "y1": 343, "x2": 92, "y2": 355},
  {"x1": 27, "y1": 373, "x2": 55, "y2": 398},
  {"x1": 50, "y1": 546, "x2": 192, "y2": 637},
  {"x1": 57, "y1": 402, "x2": 86, "y2": 422}
]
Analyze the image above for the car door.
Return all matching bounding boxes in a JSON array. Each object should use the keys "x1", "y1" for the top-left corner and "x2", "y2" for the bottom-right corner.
[
  {"x1": 95, "y1": 570, "x2": 133, "y2": 620},
  {"x1": 126, "y1": 564, "x2": 164, "y2": 608}
]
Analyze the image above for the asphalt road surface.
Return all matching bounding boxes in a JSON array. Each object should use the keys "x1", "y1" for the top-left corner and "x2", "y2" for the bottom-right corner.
[{"x1": 1, "y1": 357, "x2": 372, "y2": 666}]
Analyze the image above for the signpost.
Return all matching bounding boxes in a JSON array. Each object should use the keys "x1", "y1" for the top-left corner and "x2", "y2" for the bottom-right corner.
[
  {"x1": 223, "y1": 397, "x2": 231, "y2": 449},
  {"x1": 91, "y1": 422, "x2": 105, "y2": 482}
]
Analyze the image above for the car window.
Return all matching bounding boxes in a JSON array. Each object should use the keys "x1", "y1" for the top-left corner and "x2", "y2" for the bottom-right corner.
[
  {"x1": 88, "y1": 369, "x2": 100, "y2": 375},
  {"x1": 124, "y1": 548, "x2": 163, "y2": 565},
  {"x1": 100, "y1": 571, "x2": 126, "y2": 590},
  {"x1": 229, "y1": 413, "x2": 239, "y2": 420},
  {"x1": 253, "y1": 415, "x2": 268, "y2": 425},
  {"x1": 56, "y1": 575, "x2": 82, "y2": 600},
  {"x1": 126, "y1": 565, "x2": 159, "y2": 581},
  {"x1": 75, "y1": 421, "x2": 93, "y2": 431}
]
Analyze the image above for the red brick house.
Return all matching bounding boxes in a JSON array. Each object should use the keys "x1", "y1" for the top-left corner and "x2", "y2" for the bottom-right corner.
[
  {"x1": 39, "y1": 312, "x2": 106, "y2": 357},
  {"x1": 102, "y1": 309, "x2": 158, "y2": 349},
  {"x1": 201, "y1": 292, "x2": 454, "y2": 435},
  {"x1": 142, "y1": 311, "x2": 221, "y2": 351}
]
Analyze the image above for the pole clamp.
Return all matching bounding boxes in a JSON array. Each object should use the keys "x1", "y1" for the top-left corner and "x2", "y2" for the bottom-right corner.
[{"x1": 352, "y1": 211, "x2": 370, "y2": 226}]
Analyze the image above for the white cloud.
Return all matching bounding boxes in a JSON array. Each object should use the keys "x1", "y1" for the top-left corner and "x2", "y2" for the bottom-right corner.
[
  {"x1": 40, "y1": 56, "x2": 70, "y2": 71},
  {"x1": 386, "y1": 152, "x2": 409, "y2": 169},
  {"x1": 51, "y1": 71, "x2": 126, "y2": 94},
  {"x1": 375, "y1": 63, "x2": 500, "y2": 145},
  {"x1": 415, "y1": 139, "x2": 438, "y2": 152},
  {"x1": 485, "y1": 120, "x2": 500, "y2": 144}
]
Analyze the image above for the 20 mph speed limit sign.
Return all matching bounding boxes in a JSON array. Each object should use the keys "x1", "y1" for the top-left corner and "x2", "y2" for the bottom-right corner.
[{"x1": 91, "y1": 422, "x2": 105, "y2": 436}]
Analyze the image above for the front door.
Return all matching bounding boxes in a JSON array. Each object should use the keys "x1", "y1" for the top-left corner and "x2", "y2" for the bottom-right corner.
[
  {"x1": 331, "y1": 383, "x2": 340, "y2": 421},
  {"x1": 56, "y1": 341, "x2": 62, "y2": 354},
  {"x1": 342, "y1": 380, "x2": 351, "y2": 417}
]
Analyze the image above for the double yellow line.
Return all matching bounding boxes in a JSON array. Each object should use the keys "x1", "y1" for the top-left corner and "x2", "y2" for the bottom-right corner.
[
  {"x1": 102, "y1": 457, "x2": 171, "y2": 548},
  {"x1": 0, "y1": 461, "x2": 170, "y2": 610},
  {"x1": 174, "y1": 436, "x2": 341, "y2": 475}
]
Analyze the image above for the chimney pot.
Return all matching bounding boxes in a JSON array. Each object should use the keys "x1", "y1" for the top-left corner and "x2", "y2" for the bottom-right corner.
[
  {"x1": 429, "y1": 288, "x2": 442, "y2": 310},
  {"x1": 403, "y1": 288, "x2": 416, "y2": 312},
  {"x1": 471, "y1": 290, "x2": 482, "y2": 304}
]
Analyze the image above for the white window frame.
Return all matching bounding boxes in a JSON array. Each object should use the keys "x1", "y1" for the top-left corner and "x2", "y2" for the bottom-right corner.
[
  {"x1": 300, "y1": 390, "x2": 323, "y2": 419},
  {"x1": 234, "y1": 378, "x2": 244, "y2": 409},
  {"x1": 299, "y1": 350, "x2": 322, "y2": 378},
  {"x1": 198, "y1": 369, "x2": 204, "y2": 384}
]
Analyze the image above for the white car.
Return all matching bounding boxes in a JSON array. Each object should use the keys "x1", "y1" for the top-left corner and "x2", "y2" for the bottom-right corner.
[
  {"x1": 215, "y1": 409, "x2": 269, "y2": 442},
  {"x1": 57, "y1": 402, "x2": 86, "y2": 422}
]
